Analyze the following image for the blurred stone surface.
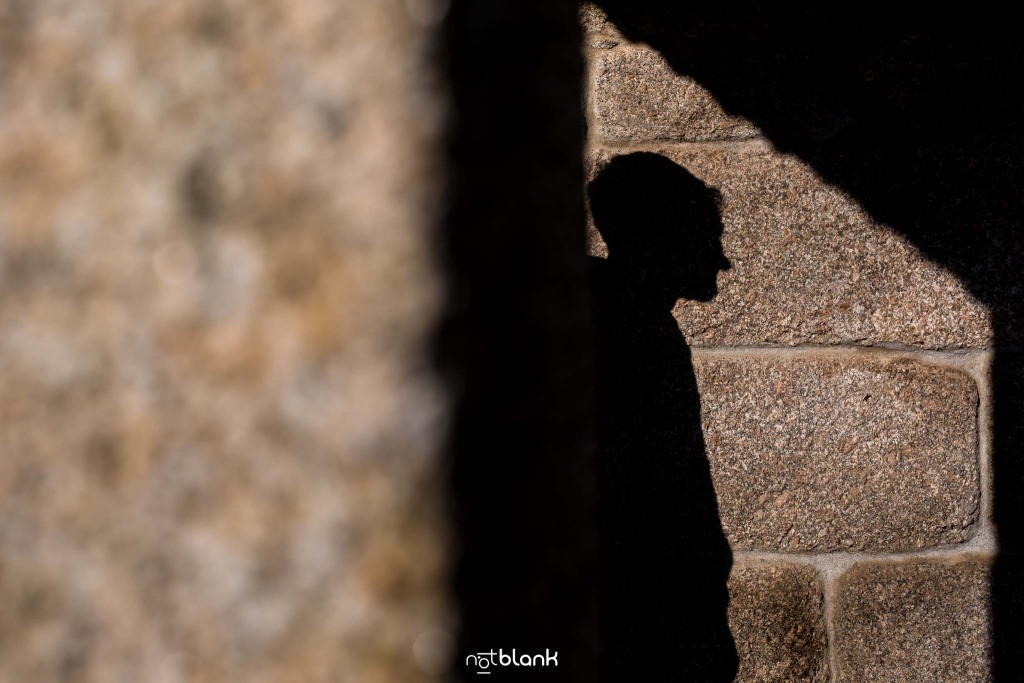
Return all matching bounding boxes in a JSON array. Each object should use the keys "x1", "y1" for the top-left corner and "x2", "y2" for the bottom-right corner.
[
  {"x1": 587, "y1": 147, "x2": 992, "y2": 348},
  {"x1": 0, "y1": 2, "x2": 450, "y2": 682},
  {"x1": 590, "y1": 46, "x2": 759, "y2": 142},
  {"x1": 834, "y1": 559, "x2": 991, "y2": 683},
  {"x1": 728, "y1": 562, "x2": 828, "y2": 683},
  {"x1": 694, "y1": 355, "x2": 979, "y2": 551}
]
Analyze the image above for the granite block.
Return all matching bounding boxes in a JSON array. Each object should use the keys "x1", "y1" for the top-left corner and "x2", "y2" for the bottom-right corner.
[
  {"x1": 695, "y1": 355, "x2": 979, "y2": 551},
  {"x1": 728, "y1": 561, "x2": 828, "y2": 683},
  {"x1": 834, "y1": 559, "x2": 991, "y2": 683}
]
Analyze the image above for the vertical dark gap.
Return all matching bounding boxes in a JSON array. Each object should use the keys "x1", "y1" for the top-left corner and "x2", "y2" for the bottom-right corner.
[
  {"x1": 992, "y1": 349, "x2": 1024, "y2": 682},
  {"x1": 435, "y1": 1, "x2": 597, "y2": 680}
]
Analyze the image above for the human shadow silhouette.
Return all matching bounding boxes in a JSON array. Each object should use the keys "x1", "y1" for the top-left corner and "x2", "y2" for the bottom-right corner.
[{"x1": 588, "y1": 152, "x2": 736, "y2": 680}]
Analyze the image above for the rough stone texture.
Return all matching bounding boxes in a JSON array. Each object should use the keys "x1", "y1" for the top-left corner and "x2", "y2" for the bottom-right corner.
[
  {"x1": 590, "y1": 47, "x2": 760, "y2": 142},
  {"x1": 694, "y1": 355, "x2": 980, "y2": 551},
  {"x1": 0, "y1": 2, "x2": 450, "y2": 682},
  {"x1": 728, "y1": 562, "x2": 828, "y2": 683},
  {"x1": 834, "y1": 559, "x2": 992, "y2": 683},
  {"x1": 587, "y1": 147, "x2": 992, "y2": 348}
]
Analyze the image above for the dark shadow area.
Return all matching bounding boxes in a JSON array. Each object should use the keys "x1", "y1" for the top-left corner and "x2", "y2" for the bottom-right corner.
[
  {"x1": 590, "y1": 2, "x2": 1024, "y2": 678},
  {"x1": 437, "y1": 1, "x2": 597, "y2": 680},
  {"x1": 588, "y1": 152, "x2": 736, "y2": 680}
]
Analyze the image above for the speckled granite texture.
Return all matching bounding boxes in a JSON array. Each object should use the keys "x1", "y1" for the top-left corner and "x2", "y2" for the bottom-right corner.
[
  {"x1": 590, "y1": 47, "x2": 759, "y2": 142},
  {"x1": 0, "y1": 1, "x2": 450, "y2": 681},
  {"x1": 728, "y1": 562, "x2": 828, "y2": 683},
  {"x1": 834, "y1": 559, "x2": 991, "y2": 683},
  {"x1": 695, "y1": 355, "x2": 980, "y2": 551}
]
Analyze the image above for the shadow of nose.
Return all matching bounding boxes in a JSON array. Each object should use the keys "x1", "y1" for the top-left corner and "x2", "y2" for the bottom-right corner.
[{"x1": 720, "y1": 254, "x2": 732, "y2": 271}]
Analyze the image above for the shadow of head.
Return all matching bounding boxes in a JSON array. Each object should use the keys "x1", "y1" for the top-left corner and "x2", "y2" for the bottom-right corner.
[{"x1": 589, "y1": 152, "x2": 730, "y2": 303}]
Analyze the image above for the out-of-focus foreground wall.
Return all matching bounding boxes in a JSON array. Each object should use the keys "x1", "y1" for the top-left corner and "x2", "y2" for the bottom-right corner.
[{"x1": 0, "y1": 2, "x2": 452, "y2": 681}]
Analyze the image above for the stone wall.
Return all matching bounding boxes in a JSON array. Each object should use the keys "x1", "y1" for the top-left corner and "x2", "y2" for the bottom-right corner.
[
  {"x1": 0, "y1": 2, "x2": 1010, "y2": 681},
  {"x1": 0, "y1": 2, "x2": 452, "y2": 681},
  {"x1": 583, "y1": 5, "x2": 996, "y2": 681}
]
